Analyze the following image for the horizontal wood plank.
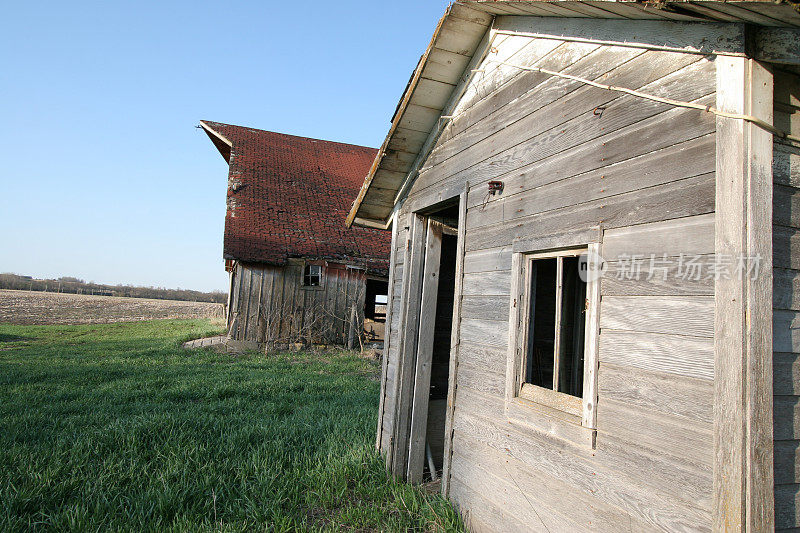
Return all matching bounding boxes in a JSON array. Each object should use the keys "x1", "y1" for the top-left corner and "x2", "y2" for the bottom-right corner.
[
  {"x1": 602, "y1": 213, "x2": 715, "y2": 260},
  {"x1": 600, "y1": 330, "x2": 714, "y2": 380},
  {"x1": 598, "y1": 362, "x2": 714, "y2": 424},
  {"x1": 600, "y1": 295, "x2": 714, "y2": 338}
]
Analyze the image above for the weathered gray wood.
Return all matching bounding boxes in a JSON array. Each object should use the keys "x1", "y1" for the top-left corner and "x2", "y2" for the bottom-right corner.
[
  {"x1": 390, "y1": 214, "x2": 427, "y2": 476},
  {"x1": 456, "y1": 362, "x2": 505, "y2": 398},
  {"x1": 754, "y1": 28, "x2": 800, "y2": 66},
  {"x1": 599, "y1": 362, "x2": 714, "y2": 424},
  {"x1": 597, "y1": 396, "x2": 713, "y2": 470},
  {"x1": 774, "y1": 142, "x2": 800, "y2": 188},
  {"x1": 776, "y1": 184, "x2": 800, "y2": 229},
  {"x1": 775, "y1": 397, "x2": 800, "y2": 440},
  {"x1": 410, "y1": 93, "x2": 716, "y2": 219},
  {"x1": 600, "y1": 330, "x2": 714, "y2": 381},
  {"x1": 593, "y1": 429, "x2": 713, "y2": 513},
  {"x1": 774, "y1": 440, "x2": 800, "y2": 485},
  {"x1": 582, "y1": 241, "x2": 601, "y2": 429},
  {"x1": 450, "y1": 435, "x2": 654, "y2": 532},
  {"x1": 714, "y1": 55, "x2": 775, "y2": 532},
  {"x1": 775, "y1": 352, "x2": 800, "y2": 397},
  {"x1": 467, "y1": 172, "x2": 715, "y2": 253},
  {"x1": 775, "y1": 310, "x2": 800, "y2": 354},
  {"x1": 407, "y1": 220, "x2": 443, "y2": 483},
  {"x1": 451, "y1": 409, "x2": 711, "y2": 531},
  {"x1": 775, "y1": 483, "x2": 800, "y2": 530},
  {"x1": 448, "y1": 477, "x2": 552, "y2": 533},
  {"x1": 376, "y1": 217, "x2": 399, "y2": 451},
  {"x1": 414, "y1": 59, "x2": 715, "y2": 203},
  {"x1": 461, "y1": 270, "x2": 511, "y2": 296},
  {"x1": 458, "y1": 318, "x2": 508, "y2": 348},
  {"x1": 602, "y1": 213, "x2": 715, "y2": 260},
  {"x1": 442, "y1": 187, "x2": 468, "y2": 497},
  {"x1": 378, "y1": 29, "x2": 759, "y2": 531},
  {"x1": 465, "y1": 131, "x2": 715, "y2": 229},
  {"x1": 390, "y1": 22, "x2": 494, "y2": 216},
  {"x1": 776, "y1": 269, "x2": 800, "y2": 311},
  {"x1": 600, "y1": 295, "x2": 714, "y2": 338},
  {"x1": 463, "y1": 246, "x2": 512, "y2": 274},
  {"x1": 435, "y1": 40, "x2": 611, "y2": 163},
  {"x1": 460, "y1": 295, "x2": 509, "y2": 322},
  {"x1": 493, "y1": 16, "x2": 746, "y2": 56},
  {"x1": 602, "y1": 255, "x2": 716, "y2": 296},
  {"x1": 512, "y1": 226, "x2": 601, "y2": 254},
  {"x1": 775, "y1": 226, "x2": 800, "y2": 270},
  {"x1": 455, "y1": 341, "x2": 507, "y2": 376}
]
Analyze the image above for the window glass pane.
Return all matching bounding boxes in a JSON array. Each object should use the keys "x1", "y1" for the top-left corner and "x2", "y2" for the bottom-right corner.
[
  {"x1": 557, "y1": 256, "x2": 587, "y2": 398},
  {"x1": 303, "y1": 265, "x2": 321, "y2": 286},
  {"x1": 526, "y1": 258, "x2": 557, "y2": 388}
]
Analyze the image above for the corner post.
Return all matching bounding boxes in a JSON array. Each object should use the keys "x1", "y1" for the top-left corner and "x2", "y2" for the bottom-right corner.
[{"x1": 713, "y1": 55, "x2": 774, "y2": 532}]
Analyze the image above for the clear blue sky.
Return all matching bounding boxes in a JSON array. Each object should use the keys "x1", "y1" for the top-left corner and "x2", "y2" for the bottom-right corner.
[{"x1": 0, "y1": 1, "x2": 449, "y2": 292}]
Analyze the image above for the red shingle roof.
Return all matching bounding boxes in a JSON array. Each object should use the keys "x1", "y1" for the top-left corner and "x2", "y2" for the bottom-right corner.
[{"x1": 200, "y1": 121, "x2": 389, "y2": 276}]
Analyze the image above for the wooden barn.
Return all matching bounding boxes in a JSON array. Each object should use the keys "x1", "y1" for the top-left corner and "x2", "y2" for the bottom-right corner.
[
  {"x1": 346, "y1": 1, "x2": 800, "y2": 531},
  {"x1": 200, "y1": 121, "x2": 391, "y2": 350}
]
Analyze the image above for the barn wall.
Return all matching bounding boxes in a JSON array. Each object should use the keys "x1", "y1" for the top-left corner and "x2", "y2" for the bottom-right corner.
[
  {"x1": 227, "y1": 260, "x2": 369, "y2": 347},
  {"x1": 379, "y1": 23, "x2": 719, "y2": 531},
  {"x1": 773, "y1": 67, "x2": 800, "y2": 531}
]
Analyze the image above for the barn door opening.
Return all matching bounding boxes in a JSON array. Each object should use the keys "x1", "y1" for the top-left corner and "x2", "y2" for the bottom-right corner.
[{"x1": 407, "y1": 202, "x2": 459, "y2": 484}]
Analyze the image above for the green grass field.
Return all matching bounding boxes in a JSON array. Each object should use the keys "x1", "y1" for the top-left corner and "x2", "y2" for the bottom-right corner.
[{"x1": 0, "y1": 320, "x2": 463, "y2": 532}]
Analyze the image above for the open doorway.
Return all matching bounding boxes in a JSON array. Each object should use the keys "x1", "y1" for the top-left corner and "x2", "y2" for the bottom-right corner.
[
  {"x1": 363, "y1": 278, "x2": 389, "y2": 343},
  {"x1": 406, "y1": 201, "x2": 460, "y2": 484}
]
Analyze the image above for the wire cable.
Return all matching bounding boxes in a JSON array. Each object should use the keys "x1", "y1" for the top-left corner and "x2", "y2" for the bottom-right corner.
[{"x1": 482, "y1": 58, "x2": 800, "y2": 144}]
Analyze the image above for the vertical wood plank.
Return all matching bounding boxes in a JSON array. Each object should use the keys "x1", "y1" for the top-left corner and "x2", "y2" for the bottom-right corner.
[
  {"x1": 581, "y1": 242, "x2": 602, "y2": 430},
  {"x1": 713, "y1": 56, "x2": 774, "y2": 533},
  {"x1": 241, "y1": 266, "x2": 253, "y2": 340},
  {"x1": 408, "y1": 220, "x2": 444, "y2": 483},
  {"x1": 553, "y1": 256, "x2": 564, "y2": 391},
  {"x1": 442, "y1": 185, "x2": 469, "y2": 496},
  {"x1": 376, "y1": 216, "x2": 400, "y2": 450},
  {"x1": 390, "y1": 213, "x2": 427, "y2": 477}
]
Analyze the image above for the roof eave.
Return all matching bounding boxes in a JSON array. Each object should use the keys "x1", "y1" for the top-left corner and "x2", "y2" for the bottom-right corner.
[{"x1": 199, "y1": 120, "x2": 234, "y2": 163}]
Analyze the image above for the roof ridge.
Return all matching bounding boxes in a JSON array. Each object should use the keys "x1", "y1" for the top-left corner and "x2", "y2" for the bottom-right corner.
[{"x1": 200, "y1": 120, "x2": 378, "y2": 152}]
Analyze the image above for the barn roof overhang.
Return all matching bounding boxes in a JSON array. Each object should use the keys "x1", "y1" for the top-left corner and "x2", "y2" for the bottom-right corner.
[
  {"x1": 199, "y1": 121, "x2": 233, "y2": 163},
  {"x1": 346, "y1": 0, "x2": 800, "y2": 229}
]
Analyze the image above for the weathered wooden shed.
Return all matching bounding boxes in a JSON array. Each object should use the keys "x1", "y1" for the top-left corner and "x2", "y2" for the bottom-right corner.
[
  {"x1": 346, "y1": 2, "x2": 800, "y2": 530},
  {"x1": 200, "y1": 121, "x2": 391, "y2": 349}
]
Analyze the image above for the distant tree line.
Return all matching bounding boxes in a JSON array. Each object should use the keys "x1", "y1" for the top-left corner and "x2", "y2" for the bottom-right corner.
[{"x1": 0, "y1": 273, "x2": 227, "y2": 303}]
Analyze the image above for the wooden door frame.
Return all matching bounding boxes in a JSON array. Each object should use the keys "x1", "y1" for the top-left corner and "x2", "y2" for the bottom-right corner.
[{"x1": 390, "y1": 189, "x2": 468, "y2": 483}]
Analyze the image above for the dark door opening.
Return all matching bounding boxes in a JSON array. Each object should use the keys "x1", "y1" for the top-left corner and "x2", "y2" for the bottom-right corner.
[
  {"x1": 407, "y1": 202, "x2": 460, "y2": 484},
  {"x1": 424, "y1": 229, "x2": 457, "y2": 480}
]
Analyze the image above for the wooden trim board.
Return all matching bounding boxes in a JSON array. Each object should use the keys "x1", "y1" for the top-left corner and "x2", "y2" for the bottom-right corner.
[
  {"x1": 713, "y1": 55, "x2": 774, "y2": 532},
  {"x1": 442, "y1": 185, "x2": 469, "y2": 497}
]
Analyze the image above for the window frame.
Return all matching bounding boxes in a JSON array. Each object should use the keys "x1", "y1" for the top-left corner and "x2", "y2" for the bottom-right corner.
[
  {"x1": 505, "y1": 243, "x2": 601, "y2": 448},
  {"x1": 301, "y1": 263, "x2": 324, "y2": 289}
]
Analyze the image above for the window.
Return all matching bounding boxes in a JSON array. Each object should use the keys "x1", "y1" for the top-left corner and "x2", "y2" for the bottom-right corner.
[
  {"x1": 303, "y1": 264, "x2": 322, "y2": 287},
  {"x1": 525, "y1": 253, "x2": 587, "y2": 398},
  {"x1": 507, "y1": 244, "x2": 600, "y2": 441}
]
